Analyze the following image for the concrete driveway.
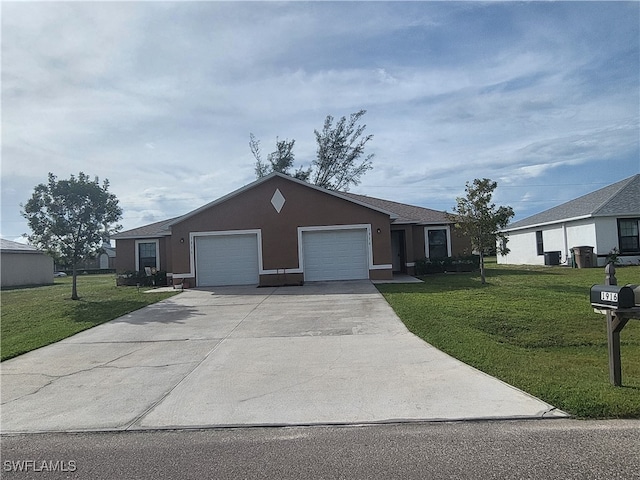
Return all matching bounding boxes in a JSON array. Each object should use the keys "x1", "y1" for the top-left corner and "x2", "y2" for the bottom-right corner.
[{"x1": 1, "y1": 281, "x2": 567, "y2": 433}]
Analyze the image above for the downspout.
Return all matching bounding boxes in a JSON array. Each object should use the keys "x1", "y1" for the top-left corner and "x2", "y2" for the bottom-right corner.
[{"x1": 562, "y1": 222, "x2": 569, "y2": 265}]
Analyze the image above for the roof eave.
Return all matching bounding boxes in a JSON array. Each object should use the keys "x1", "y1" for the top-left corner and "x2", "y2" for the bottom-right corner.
[
  {"x1": 112, "y1": 232, "x2": 171, "y2": 240},
  {"x1": 501, "y1": 214, "x2": 593, "y2": 232},
  {"x1": 1, "y1": 249, "x2": 45, "y2": 254},
  {"x1": 392, "y1": 219, "x2": 454, "y2": 225}
]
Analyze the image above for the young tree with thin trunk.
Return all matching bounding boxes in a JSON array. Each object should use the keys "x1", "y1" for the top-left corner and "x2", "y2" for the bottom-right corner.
[
  {"x1": 21, "y1": 172, "x2": 122, "y2": 300},
  {"x1": 449, "y1": 178, "x2": 514, "y2": 284}
]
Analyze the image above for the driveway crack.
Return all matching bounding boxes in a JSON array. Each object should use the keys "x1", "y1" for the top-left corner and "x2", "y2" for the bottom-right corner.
[{"x1": 0, "y1": 348, "x2": 145, "y2": 406}]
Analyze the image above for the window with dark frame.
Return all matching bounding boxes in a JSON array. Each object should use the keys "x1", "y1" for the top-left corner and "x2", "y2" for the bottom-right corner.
[
  {"x1": 427, "y1": 229, "x2": 448, "y2": 258},
  {"x1": 535, "y1": 230, "x2": 544, "y2": 256},
  {"x1": 138, "y1": 242, "x2": 157, "y2": 271},
  {"x1": 618, "y1": 219, "x2": 640, "y2": 254}
]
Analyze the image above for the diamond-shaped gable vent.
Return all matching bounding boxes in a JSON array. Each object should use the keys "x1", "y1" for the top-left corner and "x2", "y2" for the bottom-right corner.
[{"x1": 271, "y1": 188, "x2": 286, "y2": 213}]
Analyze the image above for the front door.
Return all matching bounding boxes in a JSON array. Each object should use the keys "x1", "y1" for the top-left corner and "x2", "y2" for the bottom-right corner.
[{"x1": 391, "y1": 230, "x2": 405, "y2": 273}]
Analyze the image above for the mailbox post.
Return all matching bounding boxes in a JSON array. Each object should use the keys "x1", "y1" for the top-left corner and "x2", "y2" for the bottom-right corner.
[
  {"x1": 590, "y1": 263, "x2": 640, "y2": 386},
  {"x1": 605, "y1": 265, "x2": 624, "y2": 387}
]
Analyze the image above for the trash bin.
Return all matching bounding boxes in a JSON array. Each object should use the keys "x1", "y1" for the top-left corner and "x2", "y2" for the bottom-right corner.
[
  {"x1": 544, "y1": 251, "x2": 561, "y2": 266},
  {"x1": 572, "y1": 246, "x2": 594, "y2": 268}
]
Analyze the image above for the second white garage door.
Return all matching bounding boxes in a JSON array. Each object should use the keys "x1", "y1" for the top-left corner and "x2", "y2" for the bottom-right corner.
[
  {"x1": 302, "y1": 229, "x2": 369, "y2": 282},
  {"x1": 195, "y1": 234, "x2": 259, "y2": 286}
]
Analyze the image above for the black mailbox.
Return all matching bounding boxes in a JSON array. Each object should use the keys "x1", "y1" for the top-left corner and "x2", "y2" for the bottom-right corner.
[{"x1": 590, "y1": 285, "x2": 637, "y2": 309}]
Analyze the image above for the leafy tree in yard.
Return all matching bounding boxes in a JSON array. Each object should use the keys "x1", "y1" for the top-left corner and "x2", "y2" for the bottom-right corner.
[
  {"x1": 251, "y1": 109, "x2": 373, "y2": 191},
  {"x1": 21, "y1": 172, "x2": 122, "y2": 300},
  {"x1": 449, "y1": 178, "x2": 514, "y2": 284}
]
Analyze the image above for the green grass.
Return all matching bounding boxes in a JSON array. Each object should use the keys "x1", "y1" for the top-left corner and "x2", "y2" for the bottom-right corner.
[
  {"x1": 1, "y1": 275, "x2": 178, "y2": 361},
  {"x1": 377, "y1": 262, "x2": 640, "y2": 419}
]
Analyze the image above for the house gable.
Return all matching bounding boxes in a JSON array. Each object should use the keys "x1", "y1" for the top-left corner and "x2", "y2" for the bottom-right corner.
[
  {"x1": 167, "y1": 172, "x2": 397, "y2": 228},
  {"x1": 168, "y1": 174, "x2": 393, "y2": 279}
]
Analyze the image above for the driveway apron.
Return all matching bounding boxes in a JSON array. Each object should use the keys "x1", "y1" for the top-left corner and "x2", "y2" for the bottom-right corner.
[{"x1": 1, "y1": 281, "x2": 567, "y2": 433}]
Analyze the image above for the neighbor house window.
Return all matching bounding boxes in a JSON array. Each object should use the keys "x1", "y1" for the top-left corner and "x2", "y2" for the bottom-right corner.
[
  {"x1": 618, "y1": 219, "x2": 640, "y2": 254},
  {"x1": 536, "y1": 230, "x2": 544, "y2": 256},
  {"x1": 426, "y1": 228, "x2": 451, "y2": 258},
  {"x1": 136, "y1": 240, "x2": 160, "y2": 271}
]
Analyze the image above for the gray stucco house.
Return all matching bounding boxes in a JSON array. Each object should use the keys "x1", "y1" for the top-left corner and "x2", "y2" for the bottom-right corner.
[{"x1": 1, "y1": 239, "x2": 54, "y2": 287}]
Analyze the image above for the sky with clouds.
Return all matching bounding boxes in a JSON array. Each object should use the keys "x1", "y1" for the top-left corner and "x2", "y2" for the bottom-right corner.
[{"x1": 2, "y1": 1, "x2": 639, "y2": 242}]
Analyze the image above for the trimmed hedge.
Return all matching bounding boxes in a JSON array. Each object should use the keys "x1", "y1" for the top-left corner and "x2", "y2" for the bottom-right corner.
[
  {"x1": 116, "y1": 271, "x2": 168, "y2": 287},
  {"x1": 415, "y1": 255, "x2": 480, "y2": 275}
]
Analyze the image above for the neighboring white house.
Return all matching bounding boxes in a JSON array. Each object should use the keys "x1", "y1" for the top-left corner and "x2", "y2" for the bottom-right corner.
[
  {"x1": 0, "y1": 239, "x2": 54, "y2": 287},
  {"x1": 498, "y1": 174, "x2": 640, "y2": 267}
]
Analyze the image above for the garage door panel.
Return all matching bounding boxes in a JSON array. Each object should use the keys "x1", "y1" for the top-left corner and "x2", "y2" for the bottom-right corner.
[
  {"x1": 196, "y1": 234, "x2": 259, "y2": 286},
  {"x1": 302, "y1": 229, "x2": 369, "y2": 282}
]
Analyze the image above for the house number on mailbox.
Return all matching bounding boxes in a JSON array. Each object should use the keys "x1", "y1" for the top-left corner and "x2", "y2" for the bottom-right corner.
[{"x1": 601, "y1": 291, "x2": 618, "y2": 302}]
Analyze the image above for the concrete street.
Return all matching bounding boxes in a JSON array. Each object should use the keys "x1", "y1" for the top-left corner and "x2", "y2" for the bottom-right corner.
[{"x1": 1, "y1": 281, "x2": 566, "y2": 434}]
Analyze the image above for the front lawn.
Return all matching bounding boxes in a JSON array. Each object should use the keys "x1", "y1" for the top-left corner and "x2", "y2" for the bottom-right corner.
[
  {"x1": 1, "y1": 275, "x2": 178, "y2": 361},
  {"x1": 377, "y1": 262, "x2": 640, "y2": 418}
]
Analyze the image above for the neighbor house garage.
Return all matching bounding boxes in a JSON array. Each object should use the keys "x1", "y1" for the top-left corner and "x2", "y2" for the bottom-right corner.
[{"x1": 113, "y1": 173, "x2": 470, "y2": 287}]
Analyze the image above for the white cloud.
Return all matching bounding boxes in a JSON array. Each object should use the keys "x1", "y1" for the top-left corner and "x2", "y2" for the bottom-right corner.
[{"x1": 2, "y1": 1, "x2": 638, "y2": 236}]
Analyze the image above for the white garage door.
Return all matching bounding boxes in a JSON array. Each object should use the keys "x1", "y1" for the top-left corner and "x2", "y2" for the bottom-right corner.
[
  {"x1": 302, "y1": 229, "x2": 369, "y2": 281},
  {"x1": 195, "y1": 234, "x2": 259, "y2": 286}
]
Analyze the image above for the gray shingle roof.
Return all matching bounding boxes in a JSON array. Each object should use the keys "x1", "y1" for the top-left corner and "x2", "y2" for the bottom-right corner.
[
  {"x1": 505, "y1": 174, "x2": 640, "y2": 231},
  {"x1": 341, "y1": 192, "x2": 452, "y2": 224},
  {"x1": 0, "y1": 238, "x2": 43, "y2": 253},
  {"x1": 112, "y1": 217, "x2": 179, "y2": 239}
]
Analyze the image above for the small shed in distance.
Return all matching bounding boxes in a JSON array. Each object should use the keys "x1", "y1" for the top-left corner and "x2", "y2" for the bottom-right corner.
[{"x1": 1, "y1": 239, "x2": 54, "y2": 288}]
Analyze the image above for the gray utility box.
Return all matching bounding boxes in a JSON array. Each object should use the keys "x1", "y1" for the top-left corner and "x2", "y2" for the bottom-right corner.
[
  {"x1": 590, "y1": 284, "x2": 640, "y2": 309},
  {"x1": 544, "y1": 251, "x2": 561, "y2": 266}
]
